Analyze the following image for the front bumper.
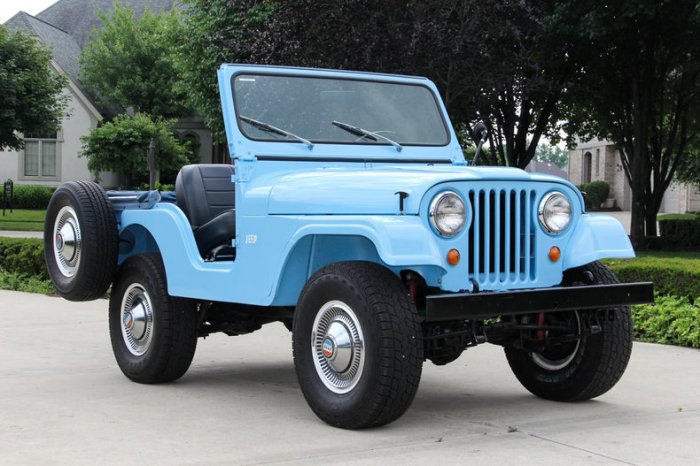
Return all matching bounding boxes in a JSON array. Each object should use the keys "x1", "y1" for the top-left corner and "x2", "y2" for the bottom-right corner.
[{"x1": 424, "y1": 282, "x2": 654, "y2": 322}]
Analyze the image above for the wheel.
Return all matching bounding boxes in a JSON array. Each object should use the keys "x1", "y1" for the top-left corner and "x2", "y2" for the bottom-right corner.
[
  {"x1": 293, "y1": 261, "x2": 423, "y2": 429},
  {"x1": 109, "y1": 254, "x2": 198, "y2": 384},
  {"x1": 505, "y1": 261, "x2": 633, "y2": 401},
  {"x1": 44, "y1": 181, "x2": 119, "y2": 301}
]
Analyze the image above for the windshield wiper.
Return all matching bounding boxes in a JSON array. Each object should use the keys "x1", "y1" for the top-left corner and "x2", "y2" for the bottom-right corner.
[
  {"x1": 332, "y1": 120, "x2": 403, "y2": 152},
  {"x1": 240, "y1": 115, "x2": 314, "y2": 150}
]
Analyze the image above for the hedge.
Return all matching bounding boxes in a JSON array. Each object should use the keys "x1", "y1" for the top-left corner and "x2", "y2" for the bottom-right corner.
[
  {"x1": 0, "y1": 237, "x2": 48, "y2": 279},
  {"x1": 657, "y1": 213, "x2": 700, "y2": 248},
  {"x1": 577, "y1": 180, "x2": 610, "y2": 211},
  {"x1": 10, "y1": 185, "x2": 55, "y2": 209},
  {"x1": 605, "y1": 254, "x2": 700, "y2": 300}
]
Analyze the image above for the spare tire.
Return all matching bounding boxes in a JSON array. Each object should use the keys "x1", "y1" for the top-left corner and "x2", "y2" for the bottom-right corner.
[{"x1": 44, "y1": 181, "x2": 119, "y2": 301}]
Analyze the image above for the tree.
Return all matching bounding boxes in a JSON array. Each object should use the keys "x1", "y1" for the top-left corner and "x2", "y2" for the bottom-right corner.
[
  {"x1": 0, "y1": 26, "x2": 67, "y2": 151},
  {"x1": 79, "y1": 1, "x2": 186, "y2": 118},
  {"x1": 567, "y1": 0, "x2": 700, "y2": 244},
  {"x1": 675, "y1": 148, "x2": 700, "y2": 189},
  {"x1": 175, "y1": 0, "x2": 273, "y2": 141},
  {"x1": 251, "y1": 0, "x2": 584, "y2": 169},
  {"x1": 80, "y1": 113, "x2": 194, "y2": 187},
  {"x1": 176, "y1": 0, "x2": 583, "y2": 168},
  {"x1": 535, "y1": 143, "x2": 568, "y2": 168}
]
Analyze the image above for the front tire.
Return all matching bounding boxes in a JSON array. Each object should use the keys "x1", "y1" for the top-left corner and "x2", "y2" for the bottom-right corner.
[
  {"x1": 505, "y1": 261, "x2": 633, "y2": 401},
  {"x1": 109, "y1": 254, "x2": 198, "y2": 384},
  {"x1": 293, "y1": 261, "x2": 423, "y2": 429}
]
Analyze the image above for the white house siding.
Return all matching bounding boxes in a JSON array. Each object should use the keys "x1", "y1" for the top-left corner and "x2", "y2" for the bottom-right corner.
[{"x1": 0, "y1": 83, "x2": 117, "y2": 188}]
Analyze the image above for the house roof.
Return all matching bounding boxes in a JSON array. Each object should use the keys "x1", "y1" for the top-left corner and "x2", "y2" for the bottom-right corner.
[
  {"x1": 6, "y1": 12, "x2": 82, "y2": 89},
  {"x1": 36, "y1": 0, "x2": 178, "y2": 48},
  {"x1": 4, "y1": 0, "x2": 178, "y2": 115},
  {"x1": 525, "y1": 161, "x2": 568, "y2": 180}
]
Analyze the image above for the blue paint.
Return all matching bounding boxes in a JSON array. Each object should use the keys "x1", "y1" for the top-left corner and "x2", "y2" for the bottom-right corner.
[{"x1": 115, "y1": 64, "x2": 634, "y2": 307}]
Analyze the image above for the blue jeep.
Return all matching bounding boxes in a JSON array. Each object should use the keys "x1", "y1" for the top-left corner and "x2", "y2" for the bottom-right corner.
[{"x1": 44, "y1": 64, "x2": 653, "y2": 429}]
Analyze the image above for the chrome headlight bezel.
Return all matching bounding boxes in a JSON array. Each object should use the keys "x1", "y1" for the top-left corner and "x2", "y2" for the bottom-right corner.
[
  {"x1": 538, "y1": 191, "x2": 572, "y2": 234},
  {"x1": 429, "y1": 191, "x2": 466, "y2": 237}
]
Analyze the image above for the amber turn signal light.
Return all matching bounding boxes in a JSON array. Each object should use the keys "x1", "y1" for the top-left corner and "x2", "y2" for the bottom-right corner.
[
  {"x1": 447, "y1": 248, "x2": 460, "y2": 266},
  {"x1": 548, "y1": 246, "x2": 561, "y2": 262}
]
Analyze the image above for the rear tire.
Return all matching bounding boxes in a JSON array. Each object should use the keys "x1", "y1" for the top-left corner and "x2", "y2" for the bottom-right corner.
[
  {"x1": 505, "y1": 261, "x2": 633, "y2": 401},
  {"x1": 44, "y1": 181, "x2": 118, "y2": 301},
  {"x1": 293, "y1": 261, "x2": 423, "y2": 429},
  {"x1": 109, "y1": 254, "x2": 198, "y2": 384}
]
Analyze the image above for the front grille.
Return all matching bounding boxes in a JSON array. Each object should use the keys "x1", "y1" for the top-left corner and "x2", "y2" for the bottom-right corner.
[{"x1": 467, "y1": 188, "x2": 536, "y2": 287}]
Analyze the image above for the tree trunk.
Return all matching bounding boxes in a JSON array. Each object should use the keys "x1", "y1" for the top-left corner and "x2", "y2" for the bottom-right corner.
[{"x1": 644, "y1": 203, "x2": 657, "y2": 237}]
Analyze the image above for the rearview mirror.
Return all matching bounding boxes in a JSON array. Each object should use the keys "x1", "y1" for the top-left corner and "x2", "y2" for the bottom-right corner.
[{"x1": 471, "y1": 121, "x2": 489, "y2": 143}]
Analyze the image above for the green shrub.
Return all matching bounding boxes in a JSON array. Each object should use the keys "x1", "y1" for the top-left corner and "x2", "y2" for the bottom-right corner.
[
  {"x1": 657, "y1": 213, "x2": 700, "y2": 247},
  {"x1": 632, "y1": 295, "x2": 700, "y2": 348},
  {"x1": 0, "y1": 237, "x2": 48, "y2": 279},
  {"x1": 0, "y1": 268, "x2": 54, "y2": 294},
  {"x1": 577, "y1": 180, "x2": 610, "y2": 210},
  {"x1": 606, "y1": 254, "x2": 700, "y2": 299},
  {"x1": 11, "y1": 185, "x2": 55, "y2": 209}
]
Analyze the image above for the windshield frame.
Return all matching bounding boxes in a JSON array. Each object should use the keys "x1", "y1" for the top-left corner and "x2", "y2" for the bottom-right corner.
[{"x1": 230, "y1": 72, "x2": 452, "y2": 148}]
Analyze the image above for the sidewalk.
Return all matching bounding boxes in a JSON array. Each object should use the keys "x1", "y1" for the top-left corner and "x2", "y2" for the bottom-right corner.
[{"x1": 0, "y1": 230, "x2": 43, "y2": 239}]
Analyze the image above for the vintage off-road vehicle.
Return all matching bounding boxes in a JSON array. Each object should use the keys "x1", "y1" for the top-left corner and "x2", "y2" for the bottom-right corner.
[{"x1": 45, "y1": 64, "x2": 653, "y2": 429}]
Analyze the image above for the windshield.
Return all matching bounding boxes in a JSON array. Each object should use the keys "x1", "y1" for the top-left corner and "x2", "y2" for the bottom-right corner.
[{"x1": 232, "y1": 74, "x2": 449, "y2": 147}]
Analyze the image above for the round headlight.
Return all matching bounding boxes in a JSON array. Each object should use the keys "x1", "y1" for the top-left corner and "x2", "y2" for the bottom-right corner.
[
  {"x1": 430, "y1": 191, "x2": 466, "y2": 237},
  {"x1": 539, "y1": 192, "x2": 571, "y2": 233}
]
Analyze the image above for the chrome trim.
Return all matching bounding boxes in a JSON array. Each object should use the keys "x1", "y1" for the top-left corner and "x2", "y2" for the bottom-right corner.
[
  {"x1": 311, "y1": 300, "x2": 365, "y2": 394},
  {"x1": 120, "y1": 284, "x2": 155, "y2": 356},
  {"x1": 52, "y1": 206, "x2": 82, "y2": 278}
]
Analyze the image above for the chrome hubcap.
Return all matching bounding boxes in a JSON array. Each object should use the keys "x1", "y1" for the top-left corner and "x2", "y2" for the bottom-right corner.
[
  {"x1": 531, "y1": 311, "x2": 581, "y2": 371},
  {"x1": 120, "y1": 284, "x2": 154, "y2": 356},
  {"x1": 312, "y1": 301, "x2": 365, "y2": 394},
  {"x1": 53, "y1": 206, "x2": 82, "y2": 277}
]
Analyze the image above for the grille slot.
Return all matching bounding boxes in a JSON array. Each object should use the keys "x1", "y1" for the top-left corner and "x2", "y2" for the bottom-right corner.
[{"x1": 467, "y1": 188, "x2": 536, "y2": 287}]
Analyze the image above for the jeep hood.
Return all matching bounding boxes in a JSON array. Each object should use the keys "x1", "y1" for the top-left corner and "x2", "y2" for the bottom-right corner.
[{"x1": 266, "y1": 165, "x2": 572, "y2": 215}]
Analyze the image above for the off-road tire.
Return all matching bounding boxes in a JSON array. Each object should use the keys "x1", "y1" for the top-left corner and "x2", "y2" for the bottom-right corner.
[
  {"x1": 44, "y1": 181, "x2": 118, "y2": 301},
  {"x1": 109, "y1": 254, "x2": 198, "y2": 384},
  {"x1": 505, "y1": 261, "x2": 633, "y2": 401},
  {"x1": 293, "y1": 261, "x2": 423, "y2": 429}
]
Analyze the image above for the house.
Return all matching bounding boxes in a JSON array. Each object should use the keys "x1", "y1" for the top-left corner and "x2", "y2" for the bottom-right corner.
[
  {"x1": 0, "y1": 0, "x2": 214, "y2": 188},
  {"x1": 568, "y1": 138, "x2": 700, "y2": 213},
  {"x1": 524, "y1": 160, "x2": 568, "y2": 180}
]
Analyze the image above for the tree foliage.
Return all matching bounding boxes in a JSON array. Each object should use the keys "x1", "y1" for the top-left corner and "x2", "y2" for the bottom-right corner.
[
  {"x1": 80, "y1": 113, "x2": 194, "y2": 187},
  {"x1": 79, "y1": 1, "x2": 186, "y2": 118},
  {"x1": 567, "y1": 0, "x2": 700, "y2": 243},
  {"x1": 0, "y1": 26, "x2": 67, "y2": 151},
  {"x1": 175, "y1": 0, "x2": 273, "y2": 140},
  {"x1": 176, "y1": 0, "x2": 580, "y2": 166},
  {"x1": 535, "y1": 143, "x2": 568, "y2": 168}
]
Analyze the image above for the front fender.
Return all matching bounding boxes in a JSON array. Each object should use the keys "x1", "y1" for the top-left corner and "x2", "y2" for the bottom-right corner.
[{"x1": 563, "y1": 214, "x2": 635, "y2": 270}]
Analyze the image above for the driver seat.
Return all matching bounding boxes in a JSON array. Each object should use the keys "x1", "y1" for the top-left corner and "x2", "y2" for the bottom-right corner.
[{"x1": 175, "y1": 164, "x2": 236, "y2": 258}]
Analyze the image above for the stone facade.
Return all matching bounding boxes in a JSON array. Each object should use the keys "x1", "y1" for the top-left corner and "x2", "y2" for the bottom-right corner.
[{"x1": 568, "y1": 138, "x2": 698, "y2": 213}]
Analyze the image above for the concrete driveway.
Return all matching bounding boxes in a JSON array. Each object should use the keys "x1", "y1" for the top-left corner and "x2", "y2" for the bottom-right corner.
[{"x1": 1, "y1": 290, "x2": 698, "y2": 465}]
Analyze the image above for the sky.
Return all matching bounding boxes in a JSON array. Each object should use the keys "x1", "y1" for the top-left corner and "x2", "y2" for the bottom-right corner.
[{"x1": 0, "y1": 0, "x2": 57, "y2": 24}]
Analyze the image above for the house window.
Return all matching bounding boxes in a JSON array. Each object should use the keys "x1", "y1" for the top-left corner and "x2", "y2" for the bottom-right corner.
[
  {"x1": 595, "y1": 148, "x2": 600, "y2": 177},
  {"x1": 583, "y1": 151, "x2": 592, "y2": 183},
  {"x1": 23, "y1": 132, "x2": 58, "y2": 178}
]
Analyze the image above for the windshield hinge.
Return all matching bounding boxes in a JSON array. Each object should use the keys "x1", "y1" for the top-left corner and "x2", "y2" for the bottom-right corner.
[{"x1": 233, "y1": 158, "x2": 256, "y2": 182}]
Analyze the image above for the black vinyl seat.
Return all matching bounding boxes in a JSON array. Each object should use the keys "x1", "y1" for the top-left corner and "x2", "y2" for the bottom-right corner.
[{"x1": 175, "y1": 164, "x2": 236, "y2": 257}]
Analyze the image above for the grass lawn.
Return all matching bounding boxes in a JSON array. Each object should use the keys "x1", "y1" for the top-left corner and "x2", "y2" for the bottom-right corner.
[{"x1": 0, "y1": 209, "x2": 46, "y2": 232}]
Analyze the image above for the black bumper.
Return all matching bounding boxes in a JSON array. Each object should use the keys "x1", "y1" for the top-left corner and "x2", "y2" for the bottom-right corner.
[{"x1": 424, "y1": 282, "x2": 654, "y2": 322}]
